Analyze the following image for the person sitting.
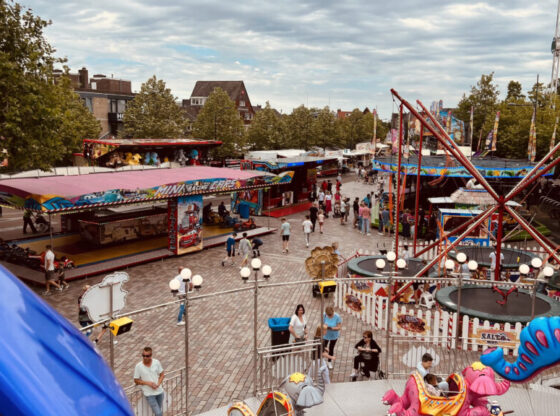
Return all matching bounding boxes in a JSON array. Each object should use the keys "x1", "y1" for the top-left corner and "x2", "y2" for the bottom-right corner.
[
  {"x1": 424, "y1": 373, "x2": 444, "y2": 397},
  {"x1": 416, "y1": 353, "x2": 449, "y2": 392},
  {"x1": 218, "y1": 201, "x2": 229, "y2": 219},
  {"x1": 202, "y1": 203, "x2": 212, "y2": 223},
  {"x1": 350, "y1": 330, "x2": 381, "y2": 381}
]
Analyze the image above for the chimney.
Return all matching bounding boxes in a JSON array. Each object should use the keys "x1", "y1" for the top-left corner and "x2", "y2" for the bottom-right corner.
[{"x1": 78, "y1": 67, "x2": 88, "y2": 89}]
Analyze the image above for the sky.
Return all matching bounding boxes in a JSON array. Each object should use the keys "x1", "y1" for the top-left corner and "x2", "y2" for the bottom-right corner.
[{"x1": 21, "y1": 0, "x2": 560, "y2": 119}]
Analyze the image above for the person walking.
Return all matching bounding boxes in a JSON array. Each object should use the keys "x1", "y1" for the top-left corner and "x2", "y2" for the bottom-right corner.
[
  {"x1": 239, "y1": 232, "x2": 251, "y2": 268},
  {"x1": 23, "y1": 209, "x2": 37, "y2": 234},
  {"x1": 280, "y1": 218, "x2": 290, "y2": 253},
  {"x1": 222, "y1": 232, "x2": 237, "y2": 266},
  {"x1": 309, "y1": 202, "x2": 319, "y2": 232},
  {"x1": 175, "y1": 267, "x2": 189, "y2": 326},
  {"x1": 325, "y1": 191, "x2": 332, "y2": 217},
  {"x1": 323, "y1": 306, "x2": 342, "y2": 369},
  {"x1": 353, "y1": 197, "x2": 360, "y2": 228},
  {"x1": 318, "y1": 189, "x2": 325, "y2": 211},
  {"x1": 381, "y1": 206, "x2": 391, "y2": 236},
  {"x1": 361, "y1": 202, "x2": 371, "y2": 236},
  {"x1": 302, "y1": 215, "x2": 313, "y2": 248},
  {"x1": 78, "y1": 285, "x2": 94, "y2": 337},
  {"x1": 42, "y1": 245, "x2": 62, "y2": 295},
  {"x1": 318, "y1": 209, "x2": 325, "y2": 234},
  {"x1": 134, "y1": 347, "x2": 165, "y2": 416},
  {"x1": 340, "y1": 198, "x2": 346, "y2": 225}
]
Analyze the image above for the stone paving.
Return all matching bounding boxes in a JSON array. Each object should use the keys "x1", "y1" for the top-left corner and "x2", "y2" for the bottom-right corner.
[{"x1": 2, "y1": 176, "x2": 411, "y2": 415}]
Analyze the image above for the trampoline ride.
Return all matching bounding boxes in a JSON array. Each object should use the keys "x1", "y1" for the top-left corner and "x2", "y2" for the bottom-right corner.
[
  {"x1": 347, "y1": 255, "x2": 438, "y2": 278},
  {"x1": 449, "y1": 246, "x2": 537, "y2": 275}
]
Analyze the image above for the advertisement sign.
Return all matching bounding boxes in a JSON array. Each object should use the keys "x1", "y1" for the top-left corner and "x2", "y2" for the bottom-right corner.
[
  {"x1": 469, "y1": 327, "x2": 517, "y2": 349},
  {"x1": 232, "y1": 189, "x2": 262, "y2": 216},
  {"x1": 395, "y1": 314, "x2": 430, "y2": 334},
  {"x1": 168, "y1": 199, "x2": 178, "y2": 254},
  {"x1": 176, "y1": 195, "x2": 203, "y2": 255}
]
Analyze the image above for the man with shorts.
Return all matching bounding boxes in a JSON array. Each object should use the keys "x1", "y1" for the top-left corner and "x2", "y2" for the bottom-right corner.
[
  {"x1": 281, "y1": 218, "x2": 290, "y2": 253},
  {"x1": 43, "y1": 245, "x2": 61, "y2": 295},
  {"x1": 134, "y1": 347, "x2": 165, "y2": 416},
  {"x1": 222, "y1": 232, "x2": 237, "y2": 266}
]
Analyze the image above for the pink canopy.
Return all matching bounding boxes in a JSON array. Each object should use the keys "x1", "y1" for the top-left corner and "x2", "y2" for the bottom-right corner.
[{"x1": 0, "y1": 166, "x2": 268, "y2": 198}]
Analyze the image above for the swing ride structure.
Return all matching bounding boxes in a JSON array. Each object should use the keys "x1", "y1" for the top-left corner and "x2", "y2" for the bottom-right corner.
[{"x1": 386, "y1": 90, "x2": 560, "y2": 317}]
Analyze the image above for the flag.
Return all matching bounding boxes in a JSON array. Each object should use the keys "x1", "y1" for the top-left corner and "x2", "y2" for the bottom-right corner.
[
  {"x1": 372, "y1": 109, "x2": 377, "y2": 146},
  {"x1": 528, "y1": 108, "x2": 537, "y2": 162},
  {"x1": 446, "y1": 111, "x2": 452, "y2": 134},
  {"x1": 485, "y1": 131, "x2": 493, "y2": 150},
  {"x1": 550, "y1": 116, "x2": 558, "y2": 152},
  {"x1": 469, "y1": 106, "x2": 474, "y2": 145},
  {"x1": 491, "y1": 111, "x2": 500, "y2": 152}
]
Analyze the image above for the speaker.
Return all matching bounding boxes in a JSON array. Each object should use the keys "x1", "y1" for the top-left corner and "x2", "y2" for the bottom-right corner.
[{"x1": 109, "y1": 317, "x2": 133, "y2": 336}]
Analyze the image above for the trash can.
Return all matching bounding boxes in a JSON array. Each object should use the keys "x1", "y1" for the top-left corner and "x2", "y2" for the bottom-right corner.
[
  {"x1": 238, "y1": 203, "x2": 250, "y2": 219},
  {"x1": 268, "y1": 317, "x2": 291, "y2": 346}
]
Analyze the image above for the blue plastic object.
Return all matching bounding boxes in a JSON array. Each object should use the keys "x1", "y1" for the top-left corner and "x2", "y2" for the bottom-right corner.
[
  {"x1": 238, "y1": 202, "x2": 250, "y2": 219},
  {"x1": 268, "y1": 317, "x2": 290, "y2": 332},
  {"x1": 0, "y1": 265, "x2": 133, "y2": 416},
  {"x1": 480, "y1": 316, "x2": 560, "y2": 382}
]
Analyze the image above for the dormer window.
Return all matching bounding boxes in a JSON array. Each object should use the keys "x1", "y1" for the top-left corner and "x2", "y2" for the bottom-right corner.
[{"x1": 239, "y1": 100, "x2": 245, "y2": 107}]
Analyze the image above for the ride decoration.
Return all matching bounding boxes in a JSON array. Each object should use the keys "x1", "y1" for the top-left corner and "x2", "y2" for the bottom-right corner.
[
  {"x1": 382, "y1": 362, "x2": 510, "y2": 416},
  {"x1": 480, "y1": 316, "x2": 560, "y2": 382},
  {"x1": 304, "y1": 246, "x2": 338, "y2": 280}
]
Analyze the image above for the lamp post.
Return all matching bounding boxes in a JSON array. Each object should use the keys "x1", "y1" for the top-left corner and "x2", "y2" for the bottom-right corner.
[
  {"x1": 169, "y1": 268, "x2": 203, "y2": 415},
  {"x1": 382, "y1": 251, "x2": 406, "y2": 375},
  {"x1": 240, "y1": 258, "x2": 271, "y2": 397},
  {"x1": 519, "y1": 257, "x2": 553, "y2": 320}
]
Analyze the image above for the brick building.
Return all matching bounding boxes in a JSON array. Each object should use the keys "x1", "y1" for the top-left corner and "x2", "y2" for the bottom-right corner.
[
  {"x1": 182, "y1": 81, "x2": 255, "y2": 127},
  {"x1": 336, "y1": 107, "x2": 371, "y2": 119},
  {"x1": 59, "y1": 67, "x2": 135, "y2": 138}
]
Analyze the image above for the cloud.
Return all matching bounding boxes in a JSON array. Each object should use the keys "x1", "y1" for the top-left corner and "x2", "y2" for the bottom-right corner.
[{"x1": 22, "y1": 0, "x2": 560, "y2": 118}]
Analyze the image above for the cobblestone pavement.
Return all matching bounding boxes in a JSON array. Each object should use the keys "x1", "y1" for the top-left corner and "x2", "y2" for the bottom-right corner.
[{"x1": 3, "y1": 177, "x2": 409, "y2": 414}]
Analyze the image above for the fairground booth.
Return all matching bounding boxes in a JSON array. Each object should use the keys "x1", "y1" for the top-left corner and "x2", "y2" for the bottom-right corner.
[
  {"x1": 0, "y1": 166, "x2": 292, "y2": 283},
  {"x1": 76, "y1": 138, "x2": 222, "y2": 167},
  {"x1": 234, "y1": 156, "x2": 338, "y2": 217}
]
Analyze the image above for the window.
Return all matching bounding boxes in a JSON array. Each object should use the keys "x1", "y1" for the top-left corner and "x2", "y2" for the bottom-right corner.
[
  {"x1": 82, "y1": 97, "x2": 93, "y2": 112},
  {"x1": 110, "y1": 99, "x2": 118, "y2": 113},
  {"x1": 239, "y1": 100, "x2": 245, "y2": 107},
  {"x1": 117, "y1": 100, "x2": 126, "y2": 113}
]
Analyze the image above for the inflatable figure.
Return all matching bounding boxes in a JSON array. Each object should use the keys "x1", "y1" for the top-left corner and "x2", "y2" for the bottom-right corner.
[
  {"x1": 280, "y1": 364, "x2": 329, "y2": 415},
  {"x1": 481, "y1": 316, "x2": 560, "y2": 382},
  {"x1": 382, "y1": 362, "x2": 509, "y2": 416}
]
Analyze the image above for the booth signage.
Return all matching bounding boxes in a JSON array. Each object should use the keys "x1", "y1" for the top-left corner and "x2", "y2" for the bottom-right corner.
[
  {"x1": 469, "y1": 327, "x2": 517, "y2": 349},
  {"x1": 176, "y1": 195, "x2": 203, "y2": 255}
]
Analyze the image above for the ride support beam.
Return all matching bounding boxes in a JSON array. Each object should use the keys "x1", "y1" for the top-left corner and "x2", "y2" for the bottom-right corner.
[
  {"x1": 415, "y1": 100, "x2": 500, "y2": 202},
  {"x1": 505, "y1": 154, "x2": 560, "y2": 203},
  {"x1": 505, "y1": 141, "x2": 560, "y2": 201},
  {"x1": 413, "y1": 206, "x2": 498, "y2": 278},
  {"x1": 391, "y1": 89, "x2": 499, "y2": 202},
  {"x1": 395, "y1": 104, "x2": 404, "y2": 268},
  {"x1": 413, "y1": 209, "x2": 486, "y2": 258},
  {"x1": 504, "y1": 206, "x2": 560, "y2": 264},
  {"x1": 413, "y1": 125, "x2": 424, "y2": 256},
  {"x1": 494, "y1": 200, "x2": 505, "y2": 281}
]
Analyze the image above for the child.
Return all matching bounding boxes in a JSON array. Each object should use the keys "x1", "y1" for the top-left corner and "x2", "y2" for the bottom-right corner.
[
  {"x1": 424, "y1": 373, "x2": 443, "y2": 397},
  {"x1": 222, "y1": 232, "x2": 237, "y2": 266},
  {"x1": 302, "y1": 215, "x2": 313, "y2": 248},
  {"x1": 318, "y1": 210, "x2": 325, "y2": 234}
]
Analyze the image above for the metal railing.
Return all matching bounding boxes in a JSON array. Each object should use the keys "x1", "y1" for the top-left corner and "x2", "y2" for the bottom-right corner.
[
  {"x1": 257, "y1": 340, "x2": 322, "y2": 394},
  {"x1": 124, "y1": 369, "x2": 186, "y2": 416}
]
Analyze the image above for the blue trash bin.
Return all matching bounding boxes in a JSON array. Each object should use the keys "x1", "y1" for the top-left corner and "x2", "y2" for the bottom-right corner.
[
  {"x1": 268, "y1": 317, "x2": 290, "y2": 346},
  {"x1": 238, "y1": 203, "x2": 250, "y2": 219}
]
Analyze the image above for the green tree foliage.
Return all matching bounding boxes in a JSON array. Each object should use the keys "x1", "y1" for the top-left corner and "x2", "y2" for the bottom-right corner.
[
  {"x1": 247, "y1": 102, "x2": 286, "y2": 150},
  {"x1": 455, "y1": 73, "x2": 500, "y2": 149},
  {"x1": 314, "y1": 107, "x2": 341, "y2": 149},
  {"x1": 192, "y1": 87, "x2": 246, "y2": 158},
  {"x1": 284, "y1": 105, "x2": 317, "y2": 149},
  {"x1": 123, "y1": 75, "x2": 188, "y2": 138},
  {"x1": 0, "y1": 1, "x2": 100, "y2": 171},
  {"x1": 506, "y1": 81, "x2": 524, "y2": 100},
  {"x1": 339, "y1": 109, "x2": 373, "y2": 149}
]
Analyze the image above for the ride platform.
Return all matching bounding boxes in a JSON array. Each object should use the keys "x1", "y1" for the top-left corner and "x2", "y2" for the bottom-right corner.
[
  {"x1": 3, "y1": 225, "x2": 276, "y2": 285},
  {"x1": 197, "y1": 379, "x2": 558, "y2": 416}
]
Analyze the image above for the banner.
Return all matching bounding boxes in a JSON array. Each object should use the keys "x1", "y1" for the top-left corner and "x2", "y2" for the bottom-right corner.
[
  {"x1": 528, "y1": 108, "x2": 537, "y2": 162},
  {"x1": 176, "y1": 195, "x2": 203, "y2": 255},
  {"x1": 469, "y1": 106, "x2": 474, "y2": 146},
  {"x1": 551, "y1": 116, "x2": 558, "y2": 152},
  {"x1": 491, "y1": 111, "x2": 500, "y2": 152},
  {"x1": 468, "y1": 327, "x2": 517, "y2": 349},
  {"x1": 372, "y1": 159, "x2": 553, "y2": 178}
]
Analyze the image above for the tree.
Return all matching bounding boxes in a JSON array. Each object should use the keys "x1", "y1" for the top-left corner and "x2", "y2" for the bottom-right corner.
[
  {"x1": 284, "y1": 105, "x2": 317, "y2": 149},
  {"x1": 455, "y1": 73, "x2": 500, "y2": 149},
  {"x1": 0, "y1": 1, "x2": 100, "y2": 171},
  {"x1": 123, "y1": 75, "x2": 188, "y2": 138},
  {"x1": 506, "y1": 81, "x2": 524, "y2": 100},
  {"x1": 192, "y1": 87, "x2": 246, "y2": 158},
  {"x1": 313, "y1": 107, "x2": 340, "y2": 149},
  {"x1": 247, "y1": 102, "x2": 286, "y2": 150},
  {"x1": 339, "y1": 109, "x2": 372, "y2": 149}
]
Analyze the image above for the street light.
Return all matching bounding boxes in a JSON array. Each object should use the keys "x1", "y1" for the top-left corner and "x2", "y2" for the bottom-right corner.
[
  {"x1": 531, "y1": 257, "x2": 543, "y2": 269},
  {"x1": 383, "y1": 251, "x2": 405, "y2": 376},
  {"x1": 376, "y1": 258, "x2": 386, "y2": 270},
  {"x1": 240, "y1": 258, "x2": 272, "y2": 397},
  {"x1": 456, "y1": 252, "x2": 467, "y2": 264},
  {"x1": 168, "y1": 267, "x2": 203, "y2": 416},
  {"x1": 543, "y1": 266, "x2": 555, "y2": 277}
]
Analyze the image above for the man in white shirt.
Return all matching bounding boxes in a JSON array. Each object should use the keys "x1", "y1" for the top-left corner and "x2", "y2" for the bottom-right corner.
[
  {"x1": 43, "y1": 245, "x2": 61, "y2": 295},
  {"x1": 175, "y1": 268, "x2": 190, "y2": 326},
  {"x1": 302, "y1": 215, "x2": 313, "y2": 247},
  {"x1": 134, "y1": 347, "x2": 165, "y2": 416},
  {"x1": 489, "y1": 250, "x2": 504, "y2": 279}
]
